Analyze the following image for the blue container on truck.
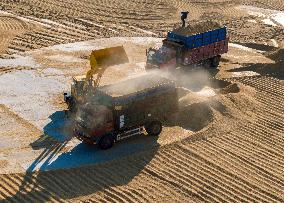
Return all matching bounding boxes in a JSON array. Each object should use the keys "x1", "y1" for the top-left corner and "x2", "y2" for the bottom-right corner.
[{"x1": 167, "y1": 26, "x2": 227, "y2": 49}]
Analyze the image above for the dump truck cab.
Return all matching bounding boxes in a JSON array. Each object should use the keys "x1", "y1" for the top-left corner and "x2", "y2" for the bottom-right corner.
[
  {"x1": 146, "y1": 45, "x2": 177, "y2": 70},
  {"x1": 72, "y1": 87, "x2": 116, "y2": 147},
  {"x1": 74, "y1": 102, "x2": 114, "y2": 144}
]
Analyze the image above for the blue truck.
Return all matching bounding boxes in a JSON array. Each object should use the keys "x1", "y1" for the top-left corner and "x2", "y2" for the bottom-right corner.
[{"x1": 146, "y1": 20, "x2": 229, "y2": 70}]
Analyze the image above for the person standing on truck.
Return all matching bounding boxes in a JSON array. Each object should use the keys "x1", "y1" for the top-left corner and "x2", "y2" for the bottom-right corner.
[{"x1": 181, "y1": 11, "x2": 189, "y2": 27}]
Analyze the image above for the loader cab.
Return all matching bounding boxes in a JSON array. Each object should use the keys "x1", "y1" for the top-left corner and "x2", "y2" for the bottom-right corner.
[
  {"x1": 64, "y1": 76, "x2": 87, "y2": 112},
  {"x1": 71, "y1": 76, "x2": 97, "y2": 102},
  {"x1": 71, "y1": 76, "x2": 88, "y2": 100}
]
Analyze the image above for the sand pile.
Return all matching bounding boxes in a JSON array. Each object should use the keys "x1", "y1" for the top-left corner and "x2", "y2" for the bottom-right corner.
[
  {"x1": 175, "y1": 80, "x2": 231, "y2": 132},
  {"x1": 265, "y1": 48, "x2": 284, "y2": 61},
  {"x1": 239, "y1": 48, "x2": 284, "y2": 79},
  {"x1": 176, "y1": 88, "x2": 216, "y2": 132},
  {"x1": 220, "y1": 83, "x2": 241, "y2": 94},
  {"x1": 262, "y1": 48, "x2": 284, "y2": 78},
  {"x1": 174, "y1": 82, "x2": 258, "y2": 134},
  {"x1": 179, "y1": 90, "x2": 208, "y2": 106},
  {"x1": 177, "y1": 102, "x2": 214, "y2": 131}
]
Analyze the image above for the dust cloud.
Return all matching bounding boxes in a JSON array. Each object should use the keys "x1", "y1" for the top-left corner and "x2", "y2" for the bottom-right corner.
[
  {"x1": 145, "y1": 67, "x2": 221, "y2": 132},
  {"x1": 146, "y1": 65, "x2": 215, "y2": 91},
  {"x1": 100, "y1": 72, "x2": 173, "y2": 97}
]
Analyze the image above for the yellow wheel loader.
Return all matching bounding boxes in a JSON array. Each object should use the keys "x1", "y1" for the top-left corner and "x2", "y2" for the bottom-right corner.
[{"x1": 64, "y1": 46, "x2": 129, "y2": 114}]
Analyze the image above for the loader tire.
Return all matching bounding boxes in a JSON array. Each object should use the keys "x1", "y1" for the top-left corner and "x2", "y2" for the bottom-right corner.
[
  {"x1": 145, "y1": 121, "x2": 162, "y2": 136},
  {"x1": 98, "y1": 134, "x2": 114, "y2": 150}
]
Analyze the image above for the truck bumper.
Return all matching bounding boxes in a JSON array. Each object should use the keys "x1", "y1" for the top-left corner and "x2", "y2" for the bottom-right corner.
[{"x1": 73, "y1": 128, "x2": 100, "y2": 144}]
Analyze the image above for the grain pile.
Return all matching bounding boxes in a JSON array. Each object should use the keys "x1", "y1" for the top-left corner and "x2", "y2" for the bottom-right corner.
[{"x1": 172, "y1": 21, "x2": 222, "y2": 36}]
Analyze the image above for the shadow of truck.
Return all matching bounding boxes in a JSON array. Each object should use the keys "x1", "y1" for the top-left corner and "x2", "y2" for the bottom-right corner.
[{"x1": 3, "y1": 110, "x2": 159, "y2": 202}]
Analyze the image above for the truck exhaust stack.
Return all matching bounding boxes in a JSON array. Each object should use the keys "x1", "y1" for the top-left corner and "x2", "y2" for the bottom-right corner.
[{"x1": 181, "y1": 11, "x2": 189, "y2": 27}]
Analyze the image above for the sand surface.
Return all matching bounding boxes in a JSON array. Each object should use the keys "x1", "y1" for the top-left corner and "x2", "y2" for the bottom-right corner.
[{"x1": 0, "y1": 0, "x2": 284, "y2": 202}]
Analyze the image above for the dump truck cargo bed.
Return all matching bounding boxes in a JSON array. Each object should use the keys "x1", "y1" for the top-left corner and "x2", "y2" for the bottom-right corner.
[
  {"x1": 167, "y1": 21, "x2": 227, "y2": 50},
  {"x1": 171, "y1": 21, "x2": 222, "y2": 36},
  {"x1": 97, "y1": 74, "x2": 176, "y2": 105}
]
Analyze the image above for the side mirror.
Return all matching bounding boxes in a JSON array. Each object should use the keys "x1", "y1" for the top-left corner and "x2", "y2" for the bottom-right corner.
[{"x1": 63, "y1": 92, "x2": 70, "y2": 102}]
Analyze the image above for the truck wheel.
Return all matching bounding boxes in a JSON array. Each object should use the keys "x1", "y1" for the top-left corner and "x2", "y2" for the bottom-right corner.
[
  {"x1": 145, "y1": 121, "x2": 162, "y2": 136},
  {"x1": 98, "y1": 134, "x2": 114, "y2": 150},
  {"x1": 211, "y1": 55, "x2": 221, "y2": 68}
]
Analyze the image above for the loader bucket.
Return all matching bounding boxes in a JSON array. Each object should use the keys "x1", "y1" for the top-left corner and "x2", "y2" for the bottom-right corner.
[{"x1": 90, "y1": 46, "x2": 129, "y2": 69}]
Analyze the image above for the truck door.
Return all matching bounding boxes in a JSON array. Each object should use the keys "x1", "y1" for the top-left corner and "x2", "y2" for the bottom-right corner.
[{"x1": 90, "y1": 108, "x2": 114, "y2": 137}]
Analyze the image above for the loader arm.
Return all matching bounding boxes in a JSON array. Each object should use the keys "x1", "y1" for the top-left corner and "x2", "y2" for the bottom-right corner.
[
  {"x1": 83, "y1": 46, "x2": 129, "y2": 94},
  {"x1": 85, "y1": 52, "x2": 98, "y2": 81}
]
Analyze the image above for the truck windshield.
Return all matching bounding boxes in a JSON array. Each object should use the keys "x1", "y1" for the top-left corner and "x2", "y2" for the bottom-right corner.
[
  {"x1": 75, "y1": 103, "x2": 109, "y2": 130},
  {"x1": 148, "y1": 46, "x2": 172, "y2": 64}
]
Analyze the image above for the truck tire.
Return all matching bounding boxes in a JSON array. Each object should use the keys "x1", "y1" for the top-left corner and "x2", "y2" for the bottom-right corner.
[
  {"x1": 145, "y1": 121, "x2": 162, "y2": 136},
  {"x1": 98, "y1": 134, "x2": 114, "y2": 150},
  {"x1": 210, "y1": 55, "x2": 221, "y2": 68}
]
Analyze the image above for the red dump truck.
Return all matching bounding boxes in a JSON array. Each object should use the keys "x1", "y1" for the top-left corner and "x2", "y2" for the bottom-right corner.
[
  {"x1": 73, "y1": 74, "x2": 178, "y2": 149},
  {"x1": 146, "y1": 21, "x2": 229, "y2": 70}
]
